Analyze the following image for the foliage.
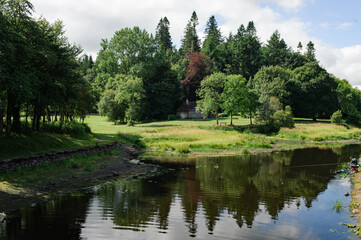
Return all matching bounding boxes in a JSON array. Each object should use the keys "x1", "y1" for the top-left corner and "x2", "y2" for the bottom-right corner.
[
  {"x1": 272, "y1": 106, "x2": 295, "y2": 128},
  {"x1": 222, "y1": 75, "x2": 248, "y2": 124},
  {"x1": 251, "y1": 65, "x2": 292, "y2": 107},
  {"x1": 228, "y1": 22, "x2": 262, "y2": 80},
  {"x1": 196, "y1": 72, "x2": 227, "y2": 124},
  {"x1": 289, "y1": 62, "x2": 338, "y2": 120},
  {"x1": 155, "y1": 17, "x2": 172, "y2": 51},
  {"x1": 263, "y1": 30, "x2": 290, "y2": 67},
  {"x1": 180, "y1": 11, "x2": 200, "y2": 56},
  {"x1": 168, "y1": 114, "x2": 177, "y2": 120},
  {"x1": 331, "y1": 110, "x2": 343, "y2": 125},
  {"x1": 202, "y1": 15, "x2": 223, "y2": 66},
  {"x1": 182, "y1": 52, "x2": 213, "y2": 101},
  {"x1": 346, "y1": 111, "x2": 361, "y2": 127}
]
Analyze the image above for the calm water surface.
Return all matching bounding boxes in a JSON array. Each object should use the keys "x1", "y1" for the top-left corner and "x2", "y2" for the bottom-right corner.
[{"x1": 2, "y1": 145, "x2": 361, "y2": 240}]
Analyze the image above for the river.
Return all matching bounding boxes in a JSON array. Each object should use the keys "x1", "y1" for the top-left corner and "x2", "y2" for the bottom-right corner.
[{"x1": 1, "y1": 145, "x2": 361, "y2": 239}]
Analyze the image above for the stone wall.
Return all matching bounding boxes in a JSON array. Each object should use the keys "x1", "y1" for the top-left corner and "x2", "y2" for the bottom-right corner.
[{"x1": 0, "y1": 142, "x2": 120, "y2": 173}]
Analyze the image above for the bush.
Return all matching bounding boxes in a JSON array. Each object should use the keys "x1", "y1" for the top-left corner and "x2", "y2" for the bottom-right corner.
[
  {"x1": 177, "y1": 145, "x2": 190, "y2": 154},
  {"x1": 255, "y1": 122, "x2": 280, "y2": 134},
  {"x1": 168, "y1": 114, "x2": 177, "y2": 120},
  {"x1": 272, "y1": 106, "x2": 294, "y2": 128},
  {"x1": 331, "y1": 110, "x2": 343, "y2": 125}
]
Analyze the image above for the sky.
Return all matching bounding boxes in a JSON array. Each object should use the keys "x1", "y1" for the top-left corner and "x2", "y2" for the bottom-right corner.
[{"x1": 30, "y1": 0, "x2": 361, "y2": 87}]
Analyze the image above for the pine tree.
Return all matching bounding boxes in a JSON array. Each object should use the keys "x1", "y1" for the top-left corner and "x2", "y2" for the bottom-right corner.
[
  {"x1": 305, "y1": 41, "x2": 316, "y2": 62},
  {"x1": 202, "y1": 15, "x2": 223, "y2": 58},
  {"x1": 155, "y1": 17, "x2": 172, "y2": 50},
  {"x1": 180, "y1": 11, "x2": 200, "y2": 57},
  {"x1": 263, "y1": 30, "x2": 290, "y2": 67}
]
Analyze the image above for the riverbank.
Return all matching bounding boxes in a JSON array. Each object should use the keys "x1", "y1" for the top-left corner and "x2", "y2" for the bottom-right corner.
[
  {"x1": 351, "y1": 172, "x2": 361, "y2": 237},
  {"x1": 1, "y1": 115, "x2": 361, "y2": 214},
  {"x1": 84, "y1": 116, "x2": 361, "y2": 158},
  {"x1": 0, "y1": 144, "x2": 151, "y2": 214}
]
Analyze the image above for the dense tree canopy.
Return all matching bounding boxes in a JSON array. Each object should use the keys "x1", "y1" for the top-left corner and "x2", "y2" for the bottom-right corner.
[
  {"x1": 2, "y1": 4, "x2": 361, "y2": 132},
  {"x1": 0, "y1": 0, "x2": 93, "y2": 135}
]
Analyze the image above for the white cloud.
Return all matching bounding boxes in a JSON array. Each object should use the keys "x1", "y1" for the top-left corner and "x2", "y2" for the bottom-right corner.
[
  {"x1": 336, "y1": 22, "x2": 354, "y2": 31},
  {"x1": 30, "y1": 0, "x2": 361, "y2": 87},
  {"x1": 268, "y1": 0, "x2": 305, "y2": 11},
  {"x1": 318, "y1": 44, "x2": 361, "y2": 86}
]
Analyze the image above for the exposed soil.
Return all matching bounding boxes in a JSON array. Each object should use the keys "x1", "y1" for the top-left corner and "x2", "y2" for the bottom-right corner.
[
  {"x1": 351, "y1": 172, "x2": 361, "y2": 237},
  {"x1": 0, "y1": 144, "x2": 152, "y2": 214}
]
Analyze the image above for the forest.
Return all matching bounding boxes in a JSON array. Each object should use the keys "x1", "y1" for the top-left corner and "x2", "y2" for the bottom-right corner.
[{"x1": 2, "y1": 0, "x2": 361, "y2": 136}]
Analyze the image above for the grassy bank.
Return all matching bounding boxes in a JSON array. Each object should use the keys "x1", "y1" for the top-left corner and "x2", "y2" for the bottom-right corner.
[
  {"x1": 1, "y1": 116, "x2": 361, "y2": 160},
  {"x1": 86, "y1": 115, "x2": 361, "y2": 157}
]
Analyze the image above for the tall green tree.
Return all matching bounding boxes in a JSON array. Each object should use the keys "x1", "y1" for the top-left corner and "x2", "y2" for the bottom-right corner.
[
  {"x1": 202, "y1": 15, "x2": 223, "y2": 67},
  {"x1": 290, "y1": 62, "x2": 338, "y2": 120},
  {"x1": 115, "y1": 75, "x2": 145, "y2": 125},
  {"x1": 305, "y1": 41, "x2": 316, "y2": 62},
  {"x1": 228, "y1": 22, "x2": 262, "y2": 80},
  {"x1": 180, "y1": 11, "x2": 200, "y2": 57},
  {"x1": 263, "y1": 30, "x2": 290, "y2": 67},
  {"x1": 250, "y1": 65, "x2": 292, "y2": 107},
  {"x1": 196, "y1": 72, "x2": 227, "y2": 125},
  {"x1": 222, "y1": 75, "x2": 248, "y2": 125},
  {"x1": 155, "y1": 17, "x2": 172, "y2": 51}
]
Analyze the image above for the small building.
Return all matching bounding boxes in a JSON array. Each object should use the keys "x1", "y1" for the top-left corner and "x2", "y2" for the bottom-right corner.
[{"x1": 176, "y1": 100, "x2": 205, "y2": 119}]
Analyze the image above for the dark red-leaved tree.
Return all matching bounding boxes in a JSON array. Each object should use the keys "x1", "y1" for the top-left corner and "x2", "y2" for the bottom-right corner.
[{"x1": 181, "y1": 52, "x2": 213, "y2": 101}]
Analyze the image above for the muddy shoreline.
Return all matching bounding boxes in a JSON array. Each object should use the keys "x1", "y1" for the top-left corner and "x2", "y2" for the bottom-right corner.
[{"x1": 0, "y1": 144, "x2": 153, "y2": 214}]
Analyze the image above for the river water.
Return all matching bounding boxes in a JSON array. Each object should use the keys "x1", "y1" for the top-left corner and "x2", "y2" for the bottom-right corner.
[{"x1": 2, "y1": 145, "x2": 361, "y2": 240}]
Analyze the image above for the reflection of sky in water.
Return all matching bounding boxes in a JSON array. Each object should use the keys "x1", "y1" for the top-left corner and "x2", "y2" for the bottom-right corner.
[
  {"x1": 80, "y1": 176, "x2": 356, "y2": 240},
  {"x1": 4, "y1": 146, "x2": 361, "y2": 240}
]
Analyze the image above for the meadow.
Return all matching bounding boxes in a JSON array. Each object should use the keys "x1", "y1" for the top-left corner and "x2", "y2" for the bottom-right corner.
[{"x1": 1, "y1": 115, "x2": 361, "y2": 160}]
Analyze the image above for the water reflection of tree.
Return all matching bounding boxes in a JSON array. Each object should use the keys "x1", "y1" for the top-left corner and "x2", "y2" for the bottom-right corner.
[
  {"x1": 95, "y1": 173, "x2": 176, "y2": 231},
  {"x1": 94, "y1": 147, "x2": 352, "y2": 237},
  {"x1": 4, "y1": 194, "x2": 91, "y2": 239},
  {"x1": 195, "y1": 148, "x2": 342, "y2": 226}
]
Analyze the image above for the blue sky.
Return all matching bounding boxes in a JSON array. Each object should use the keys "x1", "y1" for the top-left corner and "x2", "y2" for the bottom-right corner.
[
  {"x1": 283, "y1": 0, "x2": 360, "y2": 48},
  {"x1": 31, "y1": 0, "x2": 361, "y2": 87}
]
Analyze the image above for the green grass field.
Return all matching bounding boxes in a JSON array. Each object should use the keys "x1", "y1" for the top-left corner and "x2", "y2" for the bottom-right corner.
[{"x1": 1, "y1": 115, "x2": 361, "y2": 159}]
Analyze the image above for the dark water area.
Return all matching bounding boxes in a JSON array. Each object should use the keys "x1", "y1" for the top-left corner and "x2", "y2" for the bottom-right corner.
[{"x1": 2, "y1": 145, "x2": 361, "y2": 240}]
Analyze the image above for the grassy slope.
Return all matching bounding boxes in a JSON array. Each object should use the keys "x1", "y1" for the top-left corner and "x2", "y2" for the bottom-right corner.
[
  {"x1": 86, "y1": 116, "x2": 361, "y2": 156},
  {"x1": 1, "y1": 116, "x2": 361, "y2": 160}
]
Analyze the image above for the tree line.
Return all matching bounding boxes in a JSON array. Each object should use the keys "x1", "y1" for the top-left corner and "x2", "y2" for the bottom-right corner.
[
  {"x1": 83, "y1": 11, "x2": 361, "y2": 127},
  {"x1": 0, "y1": 0, "x2": 93, "y2": 135},
  {"x1": 2, "y1": 2, "x2": 361, "y2": 135}
]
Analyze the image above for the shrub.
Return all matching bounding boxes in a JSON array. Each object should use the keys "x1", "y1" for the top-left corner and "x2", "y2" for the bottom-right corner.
[
  {"x1": 331, "y1": 110, "x2": 343, "y2": 125},
  {"x1": 272, "y1": 106, "x2": 294, "y2": 128},
  {"x1": 62, "y1": 121, "x2": 91, "y2": 135},
  {"x1": 177, "y1": 145, "x2": 190, "y2": 154},
  {"x1": 168, "y1": 114, "x2": 177, "y2": 120},
  {"x1": 255, "y1": 122, "x2": 280, "y2": 134}
]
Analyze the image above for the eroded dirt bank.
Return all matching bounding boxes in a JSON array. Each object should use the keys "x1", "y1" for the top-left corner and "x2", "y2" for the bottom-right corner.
[{"x1": 0, "y1": 143, "x2": 153, "y2": 214}]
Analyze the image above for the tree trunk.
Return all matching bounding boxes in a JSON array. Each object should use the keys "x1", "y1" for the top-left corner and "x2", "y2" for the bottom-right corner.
[
  {"x1": 230, "y1": 112, "x2": 233, "y2": 125},
  {"x1": 47, "y1": 107, "x2": 51, "y2": 122},
  {"x1": 0, "y1": 110, "x2": 4, "y2": 134},
  {"x1": 35, "y1": 111, "x2": 41, "y2": 131},
  {"x1": 249, "y1": 111, "x2": 253, "y2": 125},
  {"x1": 12, "y1": 105, "x2": 21, "y2": 133},
  {"x1": 55, "y1": 111, "x2": 58, "y2": 122},
  {"x1": 6, "y1": 93, "x2": 12, "y2": 136},
  {"x1": 216, "y1": 112, "x2": 219, "y2": 125}
]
